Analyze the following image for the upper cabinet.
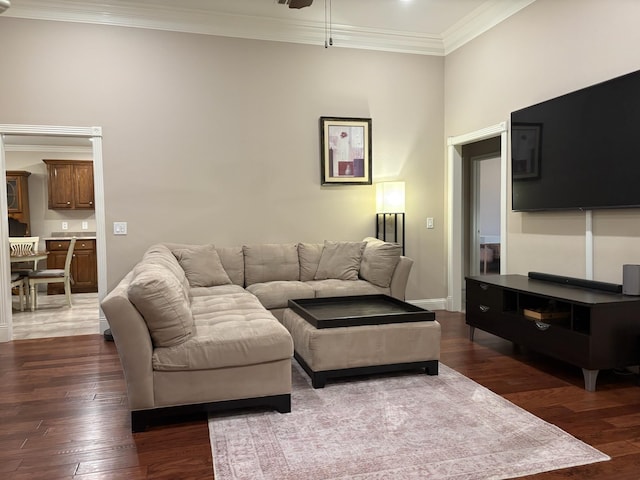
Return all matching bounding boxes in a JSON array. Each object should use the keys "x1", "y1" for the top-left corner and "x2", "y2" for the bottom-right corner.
[
  {"x1": 43, "y1": 160, "x2": 94, "y2": 210},
  {"x1": 6, "y1": 170, "x2": 31, "y2": 234}
]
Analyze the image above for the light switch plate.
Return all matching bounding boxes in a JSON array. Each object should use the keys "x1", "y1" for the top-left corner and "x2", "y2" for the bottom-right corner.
[
  {"x1": 81, "y1": 221, "x2": 88, "y2": 230},
  {"x1": 427, "y1": 217, "x2": 434, "y2": 229},
  {"x1": 113, "y1": 222, "x2": 127, "y2": 235}
]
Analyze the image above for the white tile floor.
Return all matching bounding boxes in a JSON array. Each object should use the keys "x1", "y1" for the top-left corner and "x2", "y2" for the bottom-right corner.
[{"x1": 11, "y1": 292, "x2": 100, "y2": 340}]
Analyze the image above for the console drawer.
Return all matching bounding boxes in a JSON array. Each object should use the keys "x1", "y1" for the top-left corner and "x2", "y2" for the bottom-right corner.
[{"x1": 466, "y1": 279, "x2": 504, "y2": 313}]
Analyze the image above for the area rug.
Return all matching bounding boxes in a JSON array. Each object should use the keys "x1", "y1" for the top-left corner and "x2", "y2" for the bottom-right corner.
[{"x1": 208, "y1": 363, "x2": 609, "y2": 479}]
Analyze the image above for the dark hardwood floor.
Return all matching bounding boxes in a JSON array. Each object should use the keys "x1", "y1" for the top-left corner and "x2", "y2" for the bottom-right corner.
[{"x1": 1, "y1": 311, "x2": 639, "y2": 479}]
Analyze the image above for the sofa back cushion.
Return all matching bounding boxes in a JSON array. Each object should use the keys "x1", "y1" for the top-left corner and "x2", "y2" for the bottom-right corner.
[
  {"x1": 216, "y1": 246, "x2": 245, "y2": 286},
  {"x1": 128, "y1": 265, "x2": 194, "y2": 347},
  {"x1": 173, "y1": 244, "x2": 232, "y2": 288},
  {"x1": 359, "y1": 237, "x2": 402, "y2": 288},
  {"x1": 314, "y1": 241, "x2": 366, "y2": 281},
  {"x1": 298, "y1": 242, "x2": 324, "y2": 281},
  {"x1": 142, "y1": 244, "x2": 190, "y2": 294},
  {"x1": 243, "y1": 243, "x2": 300, "y2": 286}
]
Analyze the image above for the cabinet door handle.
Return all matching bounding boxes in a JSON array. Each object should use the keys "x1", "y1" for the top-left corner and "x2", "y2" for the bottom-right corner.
[
  {"x1": 535, "y1": 321, "x2": 550, "y2": 331},
  {"x1": 66, "y1": 201, "x2": 71, "y2": 205},
  {"x1": 480, "y1": 283, "x2": 489, "y2": 290},
  {"x1": 479, "y1": 304, "x2": 490, "y2": 313}
]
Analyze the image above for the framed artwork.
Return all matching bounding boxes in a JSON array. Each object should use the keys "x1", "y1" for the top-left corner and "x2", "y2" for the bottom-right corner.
[
  {"x1": 320, "y1": 116, "x2": 372, "y2": 185},
  {"x1": 512, "y1": 123, "x2": 541, "y2": 180}
]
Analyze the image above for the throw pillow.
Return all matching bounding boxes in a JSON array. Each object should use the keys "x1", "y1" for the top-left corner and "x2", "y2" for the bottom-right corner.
[
  {"x1": 359, "y1": 238, "x2": 401, "y2": 287},
  {"x1": 128, "y1": 267, "x2": 193, "y2": 347},
  {"x1": 298, "y1": 243, "x2": 324, "y2": 281},
  {"x1": 314, "y1": 241, "x2": 366, "y2": 281},
  {"x1": 173, "y1": 244, "x2": 232, "y2": 287}
]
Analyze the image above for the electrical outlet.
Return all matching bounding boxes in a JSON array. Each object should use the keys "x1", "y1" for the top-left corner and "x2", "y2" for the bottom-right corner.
[
  {"x1": 62, "y1": 221, "x2": 68, "y2": 230},
  {"x1": 113, "y1": 222, "x2": 127, "y2": 235},
  {"x1": 81, "y1": 221, "x2": 88, "y2": 230},
  {"x1": 427, "y1": 217, "x2": 434, "y2": 229}
]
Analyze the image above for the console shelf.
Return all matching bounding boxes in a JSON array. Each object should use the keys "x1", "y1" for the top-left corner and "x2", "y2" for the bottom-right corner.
[{"x1": 466, "y1": 274, "x2": 640, "y2": 391}]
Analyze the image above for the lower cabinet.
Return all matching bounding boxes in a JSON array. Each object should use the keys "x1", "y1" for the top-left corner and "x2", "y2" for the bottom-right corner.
[{"x1": 46, "y1": 239, "x2": 98, "y2": 294}]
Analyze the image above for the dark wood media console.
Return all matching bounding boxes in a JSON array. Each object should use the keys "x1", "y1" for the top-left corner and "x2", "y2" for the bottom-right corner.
[{"x1": 465, "y1": 274, "x2": 640, "y2": 391}]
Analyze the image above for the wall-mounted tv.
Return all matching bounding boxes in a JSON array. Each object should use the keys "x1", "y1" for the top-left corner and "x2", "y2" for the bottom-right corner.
[{"x1": 511, "y1": 69, "x2": 640, "y2": 211}]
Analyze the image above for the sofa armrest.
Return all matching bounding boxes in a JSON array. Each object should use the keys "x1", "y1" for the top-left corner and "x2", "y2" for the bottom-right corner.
[
  {"x1": 101, "y1": 272, "x2": 155, "y2": 410},
  {"x1": 389, "y1": 256, "x2": 413, "y2": 300}
]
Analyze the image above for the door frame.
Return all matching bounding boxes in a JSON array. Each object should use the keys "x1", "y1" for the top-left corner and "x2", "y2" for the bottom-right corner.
[
  {"x1": 446, "y1": 122, "x2": 508, "y2": 311},
  {"x1": 0, "y1": 124, "x2": 107, "y2": 342}
]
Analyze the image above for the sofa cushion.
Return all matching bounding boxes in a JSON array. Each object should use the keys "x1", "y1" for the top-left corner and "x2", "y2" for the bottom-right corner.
[
  {"x1": 314, "y1": 241, "x2": 366, "y2": 281},
  {"x1": 140, "y1": 244, "x2": 190, "y2": 294},
  {"x1": 307, "y1": 279, "x2": 388, "y2": 298},
  {"x1": 152, "y1": 291, "x2": 294, "y2": 371},
  {"x1": 217, "y1": 246, "x2": 245, "y2": 287},
  {"x1": 128, "y1": 266, "x2": 193, "y2": 347},
  {"x1": 173, "y1": 244, "x2": 232, "y2": 288},
  {"x1": 243, "y1": 243, "x2": 300, "y2": 286},
  {"x1": 298, "y1": 242, "x2": 323, "y2": 281},
  {"x1": 359, "y1": 237, "x2": 402, "y2": 288},
  {"x1": 246, "y1": 280, "x2": 315, "y2": 309}
]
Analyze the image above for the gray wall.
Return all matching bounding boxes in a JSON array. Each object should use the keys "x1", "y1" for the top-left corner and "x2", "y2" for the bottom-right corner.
[
  {"x1": 445, "y1": 0, "x2": 640, "y2": 284},
  {"x1": 0, "y1": 17, "x2": 445, "y2": 299}
]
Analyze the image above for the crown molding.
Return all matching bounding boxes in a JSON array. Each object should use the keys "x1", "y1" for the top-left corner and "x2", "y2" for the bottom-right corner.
[
  {"x1": 4, "y1": 0, "x2": 534, "y2": 56},
  {"x1": 443, "y1": 0, "x2": 536, "y2": 55}
]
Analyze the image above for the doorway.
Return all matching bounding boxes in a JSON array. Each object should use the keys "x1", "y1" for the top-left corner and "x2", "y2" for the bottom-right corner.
[
  {"x1": 0, "y1": 125, "x2": 107, "y2": 343},
  {"x1": 446, "y1": 122, "x2": 508, "y2": 312},
  {"x1": 464, "y1": 139, "x2": 501, "y2": 278}
]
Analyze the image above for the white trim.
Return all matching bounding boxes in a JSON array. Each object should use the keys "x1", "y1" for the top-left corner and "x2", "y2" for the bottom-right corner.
[
  {"x1": 447, "y1": 122, "x2": 508, "y2": 312},
  {"x1": 6, "y1": 0, "x2": 534, "y2": 57},
  {"x1": 0, "y1": 134, "x2": 11, "y2": 342},
  {"x1": 0, "y1": 124, "x2": 106, "y2": 342},
  {"x1": 443, "y1": 0, "x2": 536, "y2": 55},
  {"x1": 408, "y1": 298, "x2": 448, "y2": 312},
  {"x1": 585, "y1": 210, "x2": 593, "y2": 280}
]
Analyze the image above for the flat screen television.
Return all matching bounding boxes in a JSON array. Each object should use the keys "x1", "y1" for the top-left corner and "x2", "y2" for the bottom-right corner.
[{"x1": 511, "y1": 69, "x2": 640, "y2": 211}]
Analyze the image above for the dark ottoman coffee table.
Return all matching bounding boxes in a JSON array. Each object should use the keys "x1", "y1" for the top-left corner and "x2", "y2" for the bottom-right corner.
[{"x1": 283, "y1": 294, "x2": 441, "y2": 388}]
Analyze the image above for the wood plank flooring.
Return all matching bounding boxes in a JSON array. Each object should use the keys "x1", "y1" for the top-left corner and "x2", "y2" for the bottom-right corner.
[{"x1": 1, "y1": 310, "x2": 639, "y2": 479}]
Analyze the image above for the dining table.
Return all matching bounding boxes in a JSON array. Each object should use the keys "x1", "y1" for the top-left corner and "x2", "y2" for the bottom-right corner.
[{"x1": 10, "y1": 251, "x2": 49, "y2": 267}]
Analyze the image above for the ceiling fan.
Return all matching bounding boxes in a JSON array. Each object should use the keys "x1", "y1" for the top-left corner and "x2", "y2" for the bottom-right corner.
[{"x1": 277, "y1": 0, "x2": 313, "y2": 9}]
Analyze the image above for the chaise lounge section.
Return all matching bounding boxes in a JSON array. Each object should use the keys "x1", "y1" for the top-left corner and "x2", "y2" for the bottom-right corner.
[{"x1": 102, "y1": 237, "x2": 414, "y2": 431}]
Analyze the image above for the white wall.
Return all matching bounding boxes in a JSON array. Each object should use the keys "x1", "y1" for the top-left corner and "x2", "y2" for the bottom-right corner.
[
  {"x1": 0, "y1": 17, "x2": 445, "y2": 300},
  {"x1": 445, "y1": 0, "x2": 640, "y2": 284}
]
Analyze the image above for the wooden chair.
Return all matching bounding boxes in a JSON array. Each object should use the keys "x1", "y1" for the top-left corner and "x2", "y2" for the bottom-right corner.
[
  {"x1": 10, "y1": 272, "x2": 26, "y2": 312},
  {"x1": 9, "y1": 236, "x2": 41, "y2": 272},
  {"x1": 28, "y1": 237, "x2": 76, "y2": 312}
]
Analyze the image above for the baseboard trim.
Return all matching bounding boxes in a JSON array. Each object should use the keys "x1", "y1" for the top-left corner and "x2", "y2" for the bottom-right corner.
[
  {"x1": 0, "y1": 324, "x2": 10, "y2": 342},
  {"x1": 408, "y1": 298, "x2": 448, "y2": 311}
]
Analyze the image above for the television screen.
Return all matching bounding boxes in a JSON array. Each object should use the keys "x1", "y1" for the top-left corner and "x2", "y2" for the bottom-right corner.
[{"x1": 511, "y1": 69, "x2": 640, "y2": 211}]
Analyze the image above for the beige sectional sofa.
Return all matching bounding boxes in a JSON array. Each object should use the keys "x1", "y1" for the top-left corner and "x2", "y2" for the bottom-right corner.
[{"x1": 102, "y1": 237, "x2": 413, "y2": 431}]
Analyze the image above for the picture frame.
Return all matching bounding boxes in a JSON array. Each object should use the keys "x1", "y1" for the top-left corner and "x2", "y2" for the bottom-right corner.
[
  {"x1": 320, "y1": 116, "x2": 372, "y2": 185},
  {"x1": 512, "y1": 123, "x2": 541, "y2": 180}
]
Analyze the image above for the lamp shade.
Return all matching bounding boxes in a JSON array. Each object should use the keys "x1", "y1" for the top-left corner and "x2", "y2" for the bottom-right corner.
[{"x1": 376, "y1": 181, "x2": 405, "y2": 213}]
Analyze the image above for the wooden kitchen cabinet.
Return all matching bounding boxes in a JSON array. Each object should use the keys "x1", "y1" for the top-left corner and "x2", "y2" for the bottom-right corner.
[
  {"x1": 46, "y1": 239, "x2": 98, "y2": 294},
  {"x1": 6, "y1": 170, "x2": 31, "y2": 235},
  {"x1": 43, "y1": 160, "x2": 94, "y2": 209}
]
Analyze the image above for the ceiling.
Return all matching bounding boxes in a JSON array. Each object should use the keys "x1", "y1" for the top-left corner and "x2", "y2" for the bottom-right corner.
[{"x1": 3, "y1": 0, "x2": 535, "y2": 56}]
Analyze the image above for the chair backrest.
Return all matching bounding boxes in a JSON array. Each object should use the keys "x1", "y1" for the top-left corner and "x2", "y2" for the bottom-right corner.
[
  {"x1": 64, "y1": 238, "x2": 77, "y2": 275},
  {"x1": 9, "y1": 236, "x2": 39, "y2": 256}
]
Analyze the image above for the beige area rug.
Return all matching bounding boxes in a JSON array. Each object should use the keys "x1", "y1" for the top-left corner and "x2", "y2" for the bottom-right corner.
[{"x1": 208, "y1": 363, "x2": 609, "y2": 480}]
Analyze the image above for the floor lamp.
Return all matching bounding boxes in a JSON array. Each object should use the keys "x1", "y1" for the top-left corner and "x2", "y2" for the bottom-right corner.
[{"x1": 375, "y1": 181, "x2": 405, "y2": 255}]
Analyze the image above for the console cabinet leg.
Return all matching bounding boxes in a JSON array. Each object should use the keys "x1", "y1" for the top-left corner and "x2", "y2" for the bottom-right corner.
[
  {"x1": 469, "y1": 326, "x2": 475, "y2": 341},
  {"x1": 582, "y1": 368, "x2": 599, "y2": 392}
]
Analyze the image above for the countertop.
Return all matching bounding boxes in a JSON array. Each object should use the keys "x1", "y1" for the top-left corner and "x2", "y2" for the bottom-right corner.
[{"x1": 42, "y1": 232, "x2": 97, "y2": 241}]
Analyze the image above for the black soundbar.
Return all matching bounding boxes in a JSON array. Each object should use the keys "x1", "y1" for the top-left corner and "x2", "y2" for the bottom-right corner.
[{"x1": 528, "y1": 271, "x2": 622, "y2": 293}]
